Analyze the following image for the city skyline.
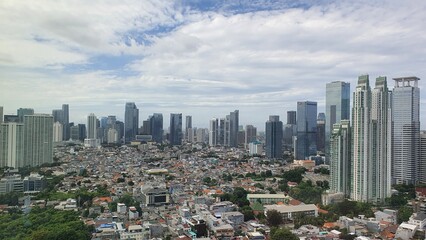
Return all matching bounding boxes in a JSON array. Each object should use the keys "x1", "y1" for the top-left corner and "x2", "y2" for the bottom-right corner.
[{"x1": 0, "y1": 1, "x2": 425, "y2": 130}]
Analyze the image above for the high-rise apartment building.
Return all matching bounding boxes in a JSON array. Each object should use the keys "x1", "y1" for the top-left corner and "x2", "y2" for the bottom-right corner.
[
  {"x1": 265, "y1": 115, "x2": 283, "y2": 159},
  {"x1": 0, "y1": 106, "x2": 3, "y2": 124},
  {"x1": 86, "y1": 113, "x2": 98, "y2": 139},
  {"x1": 229, "y1": 110, "x2": 239, "y2": 147},
  {"x1": 169, "y1": 113, "x2": 182, "y2": 145},
  {"x1": 23, "y1": 114, "x2": 53, "y2": 167},
  {"x1": 209, "y1": 118, "x2": 219, "y2": 146},
  {"x1": 124, "y1": 102, "x2": 139, "y2": 143},
  {"x1": 330, "y1": 120, "x2": 351, "y2": 197},
  {"x1": 351, "y1": 75, "x2": 392, "y2": 202},
  {"x1": 295, "y1": 101, "x2": 317, "y2": 159},
  {"x1": 17, "y1": 108, "x2": 34, "y2": 123},
  {"x1": 0, "y1": 122, "x2": 25, "y2": 168},
  {"x1": 392, "y1": 76, "x2": 420, "y2": 184},
  {"x1": 245, "y1": 125, "x2": 257, "y2": 145},
  {"x1": 53, "y1": 122, "x2": 63, "y2": 142},
  {"x1": 219, "y1": 118, "x2": 225, "y2": 145},
  {"x1": 62, "y1": 104, "x2": 69, "y2": 140},
  {"x1": 325, "y1": 81, "x2": 350, "y2": 160}
]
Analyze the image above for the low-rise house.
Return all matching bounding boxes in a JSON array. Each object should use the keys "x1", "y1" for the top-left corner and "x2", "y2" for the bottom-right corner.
[
  {"x1": 395, "y1": 222, "x2": 418, "y2": 240},
  {"x1": 264, "y1": 204, "x2": 318, "y2": 221},
  {"x1": 408, "y1": 212, "x2": 426, "y2": 230}
]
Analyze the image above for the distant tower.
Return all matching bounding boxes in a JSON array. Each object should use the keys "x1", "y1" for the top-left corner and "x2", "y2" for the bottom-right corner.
[
  {"x1": 53, "y1": 122, "x2": 63, "y2": 142},
  {"x1": 17, "y1": 108, "x2": 34, "y2": 123},
  {"x1": 325, "y1": 81, "x2": 350, "y2": 161},
  {"x1": 185, "y1": 115, "x2": 192, "y2": 141},
  {"x1": 295, "y1": 101, "x2": 317, "y2": 159},
  {"x1": 62, "y1": 104, "x2": 69, "y2": 140},
  {"x1": 392, "y1": 76, "x2": 420, "y2": 184},
  {"x1": 86, "y1": 113, "x2": 98, "y2": 139},
  {"x1": 151, "y1": 113, "x2": 163, "y2": 143},
  {"x1": 169, "y1": 113, "x2": 182, "y2": 145},
  {"x1": 265, "y1": 115, "x2": 283, "y2": 159},
  {"x1": 209, "y1": 118, "x2": 219, "y2": 146},
  {"x1": 245, "y1": 125, "x2": 257, "y2": 145},
  {"x1": 420, "y1": 131, "x2": 426, "y2": 183},
  {"x1": 23, "y1": 114, "x2": 53, "y2": 167},
  {"x1": 0, "y1": 106, "x2": 3, "y2": 124},
  {"x1": 287, "y1": 111, "x2": 296, "y2": 125},
  {"x1": 0, "y1": 122, "x2": 25, "y2": 168},
  {"x1": 329, "y1": 120, "x2": 351, "y2": 197},
  {"x1": 124, "y1": 102, "x2": 139, "y2": 143},
  {"x1": 229, "y1": 110, "x2": 239, "y2": 147},
  {"x1": 316, "y1": 113, "x2": 326, "y2": 153}
]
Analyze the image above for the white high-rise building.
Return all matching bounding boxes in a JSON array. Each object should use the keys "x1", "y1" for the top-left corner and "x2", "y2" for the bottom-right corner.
[
  {"x1": 107, "y1": 128, "x2": 118, "y2": 144},
  {"x1": 86, "y1": 113, "x2": 97, "y2": 139},
  {"x1": 351, "y1": 75, "x2": 392, "y2": 202},
  {"x1": 23, "y1": 114, "x2": 53, "y2": 167},
  {"x1": 0, "y1": 122, "x2": 24, "y2": 168},
  {"x1": 53, "y1": 122, "x2": 63, "y2": 143},
  {"x1": 392, "y1": 77, "x2": 420, "y2": 184},
  {"x1": 370, "y1": 77, "x2": 392, "y2": 201},
  {"x1": 209, "y1": 118, "x2": 218, "y2": 146},
  {"x1": 329, "y1": 120, "x2": 351, "y2": 197}
]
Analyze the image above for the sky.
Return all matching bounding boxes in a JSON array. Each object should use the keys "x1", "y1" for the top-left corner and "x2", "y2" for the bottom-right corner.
[{"x1": 1, "y1": 0, "x2": 425, "y2": 130}]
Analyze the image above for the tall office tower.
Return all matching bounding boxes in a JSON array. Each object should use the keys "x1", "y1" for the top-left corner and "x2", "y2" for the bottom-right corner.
[
  {"x1": 70, "y1": 125, "x2": 79, "y2": 141},
  {"x1": 224, "y1": 115, "x2": 230, "y2": 146},
  {"x1": 351, "y1": 75, "x2": 371, "y2": 202},
  {"x1": 370, "y1": 77, "x2": 392, "y2": 201},
  {"x1": 0, "y1": 122, "x2": 24, "y2": 168},
  {"x1": 23, "y1": 114, "x2": 53, "y2": 167},
  {"x1": 124, "y1": 102, "x2": 139, "y2": 143},
  {"x1": 245, "y1": 125, "x2": 257, "y2": 145},
  {"x1": 107, "y1": 128, "x2": 118, "y2": 143},
  {"x1": 295, "y1": 101, "x2": 317, "y2": 159},
  {"x1": 150, "y1": 113, "x2": 163, "y2": 143},
  {"x1": 287, "y1": 111, "x2": 297, "y2": 125},
  {"x1": 185, "y1": 115, "x2": 192, "y2": 141},
  {"x1": 392, "y1": 76, "x2": 420, "y2": 184},
  {"x1": 53, "y1": 122, "x2": 63, "y2": 142},
  {"x1": 86, "y1": 113, "x2": 98, "y2": 139},
  {"x1": 238, "y1": 129, "x2": 245, "y2": 145},
  {"x1": 100, "y1": 117, "x2": 108, "y2": 129},
  {"x1": 209, "y1": 118, "x2": 219, "y2": 146},
  {"x1": 329, "y1": 120, "x2": 351, "y2": 197},
  {"x1": 229, "y1": 110, "x2": 239, "y2": 147},
  {"x1": 62, "y1": 104, "x2": 69, "y2": 140},
  {"x1": 141, "y1": 119, "x2": 151, "y2": 135},
  {"x1": 169, "y1": 113, "x2": 182, "y2": 145},
  {"x1": 107, "y1": 116, "x2": 117, "y2": 130},
  {"x1": 218, "y1": 118, "x2": 225, "y2": 145},
  {"x1": 116, "y1": 121, "x2": 124, "y2": 142},
  {"x1": 419, "y1": 131, "x2": 426, "y2": 183},
  {"x1": 52, "y1": 109, "x2": 63, "y2": 123},
  {"x1": 0, "y1": 106, "x2": 3, "y2": 124},
  {"x1": 325, "y1": 81, "x2": 351, "y2": 159},
  {"x1": 17, "y1": 108, "x2": 34, "y2": 123},
  {"x1": 265, "y1": 116, "x2": 283, "y2": 159},
  {"x1": 317, "y1": 113, "x2": 326, "y2": 153}
]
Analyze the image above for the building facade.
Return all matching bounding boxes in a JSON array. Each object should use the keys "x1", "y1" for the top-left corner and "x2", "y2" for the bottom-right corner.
[
  {"x1": 124, "y1": 102, "x2": 139, "y2": 143},
  {"x1": 265, "y1": 115, "x2": 283, "y2": 159},
  {"x1": 295, "y1": 101, "x2": 317, "y2": 159},
  {"x1": 23, "y1": 114, "x2": 53, "y2": 167},
  {"x1": 169, "y1": 113, "x2": 182, "y2": 145}
]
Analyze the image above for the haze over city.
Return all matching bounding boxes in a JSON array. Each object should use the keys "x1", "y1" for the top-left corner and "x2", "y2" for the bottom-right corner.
[{"x1": 1, "y1": 0, "x2": 425, "y2": 129}]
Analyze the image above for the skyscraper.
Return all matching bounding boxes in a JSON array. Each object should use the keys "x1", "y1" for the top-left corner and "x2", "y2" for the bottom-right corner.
[
  {"x1": 316, "y1": 113, "x2": 326, "y2": 153},
  {"x1": 209, "y1": 118, "x2": 219, "y2": 146},
  {"x1": 17, "y1": 108, "x2": 34, "y2": 123},
  {"x1": 325, "y1": 81, "x2": 350, "y2": 159},
  {"x1": 219, "y1": 118, "x2": 225, "y2": 145},
  {"x1": 420, "y1": 131, "x2": 426, "y2": 184},
  {"x1": 169, "y1": 113, "x2": 182, "y2": 145},
  {"x1": 124, "y1": 102, "x2": 139, "y2": 143},
  {"x1": 151, "y1": 113, "x2": 163, "y2": 143},
  {"x1": 287, "y1": 111, "x2": 297, "y2": 125},
  {"x1": 23, "y1": 114, "x2": 53, "y2": 167},
  {"x1": 229, "y1": 110, "x2": 239, "y2": 147},
  {"x1": 0, "y1": 122, "x2": 24, "y2": 168},
  {"x1": 53, "y1": 122, "x2": 63, "y2": 142},
  {"x1": 295, "y1": 101, "x2": 317, "y2": 159},
  {"x1": 245, "y1": 125, "x2": 257, "y2": 145},
  {"x1": 52, "y1": 109, "x2": 63, "y2": 123},
  {"x1": 185, "y1": 115, "x2": 192, "y2": 141},
  {"x1": 86, "y1": 113, "x2": 98, "y2": 139},
  {"x1": 62, "y1": 104, "x2": 69, "y2": 141},
  {"x1": 0, "y1": 106, "x2": 3, "y2": 124},
  {"x1": 330, "y1": 120, "x2": 351, "y2": 197},
  {"x1": 265, "y1": 115, "x2": 283, "y2": 159},
  {"x1": 392, "y1": 76, "x2": 420, "y2": 184},
  {"x1": 350, "y1": 75, "x2": 392, "y2": 202}
]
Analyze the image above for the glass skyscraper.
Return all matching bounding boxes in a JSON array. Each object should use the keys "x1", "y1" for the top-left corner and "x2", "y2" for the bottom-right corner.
[
  {"x1": 124, "y1": 102, "x2": 139, "y2": 143},
  {"x1": 169, "y1": 113, "x2": 182, "y2": 145},
  {"x1": 392, "y1": 76, "x2": 420, "y2": 184},
  {"x1": 325, "y1": 81, "x2": 350, "y2": 160},
  {"x1": 295, "y1": 101, "x2": 317, "y2": 159},
  {"x1": 265, "y1": 115, "x2": 283, "y2": 159}
]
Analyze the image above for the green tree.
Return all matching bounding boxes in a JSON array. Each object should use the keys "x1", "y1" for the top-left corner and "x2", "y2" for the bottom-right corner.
[
  {"x1": 266, "y1": 210, "x2": 283, "y2": 227},
  {"x1": 398, "y1": 206, "x2": 413, "y2": 223},
  {"x1": 270, "y1": 227, "x2": 298, "y2": 240}
]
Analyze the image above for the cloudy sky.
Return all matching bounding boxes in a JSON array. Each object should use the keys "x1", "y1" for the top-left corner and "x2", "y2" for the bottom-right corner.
[{"x1": 1, "y1": 0, "x2": 425, "y2": 130}]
